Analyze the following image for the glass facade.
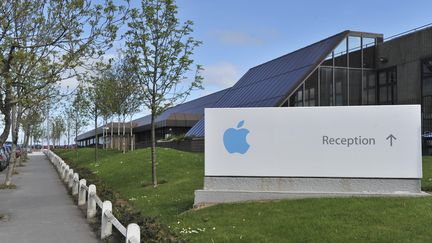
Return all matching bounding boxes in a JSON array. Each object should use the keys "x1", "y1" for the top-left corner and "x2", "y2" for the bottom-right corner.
[
  {"x1": 377, "y1": 68, "x2": 397, "y2": 105},
  {"x1": 362, "y1": 70, "x2": 376, "y2": 105},
  {"x1": 320, "y1": 67, "x2": 333, "y2": 106},
  {"x1": 289, "y1": 85, "x2": 303, "y2": 107},
  {"x1": 287, "y1": 34, "x2": 384, "y2": 108}
]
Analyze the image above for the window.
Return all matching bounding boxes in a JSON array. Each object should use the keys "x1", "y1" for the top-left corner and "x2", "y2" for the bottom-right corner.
[
  {"x1": 362, "y1": 71, "x2": 376, "y2": 105},
  {"x1": 289, "y1": 85, "x2": 303, "y2": 107},
  {"x1": 320, "y1": 67, "x2": 333, "y2": 106},
  {"x1": 349, "y1": 69, "x2": 362, "y2": 105},
  {"x1": 304, "y1": 70, "x2": 318, "y2": 106},
  {"x1": 377, "y1": 67, "x2": 397, "y2": 105},
  {"x1": 334, "y1": 68, "x2": 348, "y2": 105}
]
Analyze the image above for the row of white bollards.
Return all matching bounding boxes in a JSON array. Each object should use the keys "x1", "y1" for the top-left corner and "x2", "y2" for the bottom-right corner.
[{"x1": 44, "y1": 150, "x2": 140, "y2": 243}]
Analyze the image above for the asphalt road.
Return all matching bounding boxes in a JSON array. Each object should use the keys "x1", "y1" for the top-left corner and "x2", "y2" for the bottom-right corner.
[{"x1": 0, "y1": 152, "x2": 99, "y2": 243}]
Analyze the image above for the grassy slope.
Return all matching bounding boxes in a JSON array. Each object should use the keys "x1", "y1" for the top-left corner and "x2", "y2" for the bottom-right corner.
[
  {"x1": 56, "y1": 148, "x2": 203, "y2": 223},
  {"x1": 56, "y1": 148, "x2": 432, "y2": 242},
  {"x1": 422, "y1": 156, "x2": 432, "y2": 191}
]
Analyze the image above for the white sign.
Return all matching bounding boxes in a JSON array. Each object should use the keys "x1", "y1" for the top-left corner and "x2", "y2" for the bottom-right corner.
[{"x1": 205, "y1": 105, "x2": 422, "y2": 178}]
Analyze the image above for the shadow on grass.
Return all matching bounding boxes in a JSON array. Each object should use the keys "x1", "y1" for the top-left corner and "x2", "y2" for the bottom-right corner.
[{"x1": 140, "y1": 179, "x2": 168, "y2": 188}]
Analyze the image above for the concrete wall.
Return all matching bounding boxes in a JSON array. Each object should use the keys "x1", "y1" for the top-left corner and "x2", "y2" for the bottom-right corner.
[{"x1": 377, "y1": 27, "x2": 432, "y2": 103}]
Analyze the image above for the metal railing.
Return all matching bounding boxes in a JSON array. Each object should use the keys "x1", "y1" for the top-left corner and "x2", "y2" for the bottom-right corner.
[{"x1": 44, "y1": 150, "x2": 140, "y2": 243}]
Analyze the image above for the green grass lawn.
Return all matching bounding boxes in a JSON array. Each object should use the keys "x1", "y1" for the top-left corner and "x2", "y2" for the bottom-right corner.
[{"x1": 55, "y1": 148, "x2": 432, "y2": 242}]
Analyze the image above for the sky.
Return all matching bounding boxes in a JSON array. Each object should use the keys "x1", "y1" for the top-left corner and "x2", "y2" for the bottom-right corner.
[
  {"x1": 174, "y1": 0, "x2": 432, "y2": 96},
  {"x1": 48, "y1": 0, "x2": 432, "y2": 144}
]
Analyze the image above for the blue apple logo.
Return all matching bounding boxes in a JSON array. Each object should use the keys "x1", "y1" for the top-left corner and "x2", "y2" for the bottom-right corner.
[{"x1": 223, "y1": 120, "x2": 250, "y2": 154}]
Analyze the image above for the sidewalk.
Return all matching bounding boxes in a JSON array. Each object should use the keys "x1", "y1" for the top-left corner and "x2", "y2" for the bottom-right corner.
[{"x1": 0, "y1": 152, "x2": 99, "y2": 243}]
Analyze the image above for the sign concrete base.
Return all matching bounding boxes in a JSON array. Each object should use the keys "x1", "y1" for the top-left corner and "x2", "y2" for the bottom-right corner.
[{"x1": 194, "y1": 177, "x2": 428, "y2": 206}]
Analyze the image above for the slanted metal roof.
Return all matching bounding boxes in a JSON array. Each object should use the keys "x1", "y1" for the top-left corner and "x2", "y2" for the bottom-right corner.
[
  {"x1": 76, "y1": 122, "x2": 135, "y2": 141},
  {"x1": 76, "y1": 88, "x2": 228, "y2": 141},
  {"x1": 132, "y1": 88, "x2": 228, "y2": 132},
  {"x1": 186, "y1": 30, "x2": 352, "y2": 137}
]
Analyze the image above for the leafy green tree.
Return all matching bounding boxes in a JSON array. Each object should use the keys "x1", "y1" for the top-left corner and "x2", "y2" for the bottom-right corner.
[
  {"x1": 0, "y1": 0, "x2": 127, "y2": 149},
  {"x1": 81, "y1": 62, "x2": 113, "y2": 162},
  {"x1": 71, "y1": 85, "x2": 90, "y2": 148},
  {"x1": 21, "y1": 105, "x2": 45, "y2": 160},
  {"x1": 51, "y1": 116, "x2": 65, "y2": 147},
  {"x1": 31, "y1": 123, "x2": 44, "y2": 145},
  {"x1": 126, "y1": 0, "x2": 203, "y2": 186},
  {"x1": 111, "y1": 57, "x2": 141, "y2": 153}
]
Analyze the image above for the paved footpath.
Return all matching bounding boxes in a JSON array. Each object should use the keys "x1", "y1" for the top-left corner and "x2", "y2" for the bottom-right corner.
[{"x1": 0, "y1": 152, "x2": 99, "y2": 243}]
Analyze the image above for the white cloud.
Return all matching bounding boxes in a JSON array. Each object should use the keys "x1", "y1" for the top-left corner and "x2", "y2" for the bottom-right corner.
[
  {"x1": 202, "y1": 62, "x2": 240, "y2": 88},
  {"x1": 56, "y1": 53, "x2": 118, "y2": 93},
  {"x1": 58, "y1": 76, "x2": 79, "y2": 91}
]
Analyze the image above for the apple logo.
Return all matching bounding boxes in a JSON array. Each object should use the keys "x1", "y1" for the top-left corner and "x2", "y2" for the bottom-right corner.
[{"x1": 223, "y1": 120, "x2": 250, "y2": 154}]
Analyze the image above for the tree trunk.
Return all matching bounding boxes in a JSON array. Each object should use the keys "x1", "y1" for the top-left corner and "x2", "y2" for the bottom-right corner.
[
  {"x1": 104, "y1": 119, "x2": 107, "y2": 150},
  {"x1": 67, "y1": 125, "x2": 70, "y2": 146},
  {"x1": 21, "y1": 124, "x2": 31, "y2": 162},
  {"x1": 4, "y1": 104, "x2": 18, "y2": 185},
  {"x1": 130, "y1": 118, "x2": 133, "y2": 151},
  {"x1": 0, "y1": 58, "x2": 13, "y2": 148},
  {"x1": 151, "y1": 113, "x2": 157, "y2": 187},
  {"x1": 122, "y1": 117, "x2": 126, "y2": 154},
  {"x1": 117, "y1": 118, "x2": 120, "y2": 150},
  {"x1": 0, "y1": 114, "x2": 11, "y2": 147},
  {"x1": 110, "y1": 118, "x2": 113, "y2": 149},
  {"x1": 46, "y1": 106, "x2": 50, "y2": 150},
  {"x1": 75, "y1": 116, "x2": 78, "y2": 159},
  {"x1": 102, "y1": 119, "x2": 105, "y2": 150},
  {"x1": 94, "y1": 107, "x2": 98, "y2": 162}
]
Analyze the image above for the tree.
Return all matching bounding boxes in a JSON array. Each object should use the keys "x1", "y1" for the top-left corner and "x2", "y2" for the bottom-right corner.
[
  {"x1": 110, "y1": 57, "x2": 141, "y2": 153},
  {"x1": 51, "y1": 116, "x2": 65, "y2": 147},
  {"x1": 71, "y1": 85, "x2": 90, "y2": 150},
  {"x1": 0, "y1": 0, "x2": 126, "y2": 149},
  {"x1": 126, "y1": 0, "x2": 203, "y2": 186},
  {"x1": 3, "y1": 78, "x2": 58, "y2": 185},
  {"x1": 81, "y1": 62, "x2": 112, "y2": 162},
  {"x1": 64, "y1": 107, "x2": 74, "y2": 147},
  {"x1": 31, "y1": 123, "x2": 44, "y2": 145},
  {"x1": 20, "y1": 105, "x2": 45, "y2": 160}
]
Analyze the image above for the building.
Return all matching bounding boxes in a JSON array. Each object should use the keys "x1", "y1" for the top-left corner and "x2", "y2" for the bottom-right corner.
[
  {"x1": 76, "y1": 88, "x2": 228, "y2": 151},
  {"x1": 77, "y1": 25, "x2": 432, "y2": 153}
]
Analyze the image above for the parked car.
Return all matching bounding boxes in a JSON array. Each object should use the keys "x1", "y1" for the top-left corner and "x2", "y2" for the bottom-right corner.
[
  {"x1": 3, "y1": 142, "x2": 22, "y2": 158},
  {"x1": 422, "y1": 131, "x2": 432, "y2": 140},
  {"x1": 3, "y1": 145, "x2": 11, "y2": 156},
  {"x1": 33, "y1": 144, "x2": 42, "y2": 150}
]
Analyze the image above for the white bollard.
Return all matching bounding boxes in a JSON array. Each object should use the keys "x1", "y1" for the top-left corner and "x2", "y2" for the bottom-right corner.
[
  {"x1": 60, "y1": 162, "x2": 65, "y2": 173},
  {"x1": 61, "y1": 164, "x2": 66, "y2": 177},
  {"x1": 62, "y1": 165, "x2": 69, "y2": 181},
  {"x1": 64, "y1": 167, "x2": 70, "y2": 183},
  {"x1": 126, "y1": 223, "x2": 140, "y2": 243},
  {"x1": 87, "y1": 184, "x2": 97, "y2": 219},
  {"x1": 78, "y1": 179, "x2": 87, "y2": 206},
  {"x1": 68, "y1": 169, "x2": 74, "y2": 189},
  {"x1": 101, "y1": 201, "x2": 112, "y2": 239},
  {"x1": 72, "y1": 173, "x2": 79, "y2": 196}
]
